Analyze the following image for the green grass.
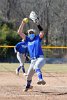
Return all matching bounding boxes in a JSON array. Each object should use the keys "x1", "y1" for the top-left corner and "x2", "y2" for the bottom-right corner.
[
  {"x1": 42, "y1": 64, "x2": 67, "y2": 73},
  {"x1": 0, "y1": 63, "x2": 67, "y2": 73}
]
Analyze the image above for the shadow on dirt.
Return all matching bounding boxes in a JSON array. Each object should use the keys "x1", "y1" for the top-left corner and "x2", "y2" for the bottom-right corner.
[{"x1": 32, "y1": 90, "x2": 67, "y2": 95}]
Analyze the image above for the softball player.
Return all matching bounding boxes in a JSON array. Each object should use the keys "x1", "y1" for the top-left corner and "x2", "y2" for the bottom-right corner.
[
  {"x1": 14, "y1": 40, "x2": 28, "y2": 76},
  {"x1": 17, "y1": 11, "x2": 46, "y2": 91}
]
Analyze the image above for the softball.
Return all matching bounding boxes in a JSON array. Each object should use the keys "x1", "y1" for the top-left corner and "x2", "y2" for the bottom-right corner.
[{"x1": 23, "y1": 18, "x2": 29, "y2": 23}]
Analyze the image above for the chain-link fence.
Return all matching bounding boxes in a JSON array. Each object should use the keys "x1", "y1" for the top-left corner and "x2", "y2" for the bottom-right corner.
[{"x1": 0, "y1": 46, "x2": 67, "y2": 63}]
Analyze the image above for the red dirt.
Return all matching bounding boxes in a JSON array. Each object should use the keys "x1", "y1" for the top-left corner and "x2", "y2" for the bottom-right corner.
[{"x1": 0, "y1": 72, "x2": 67, "y2": 100}]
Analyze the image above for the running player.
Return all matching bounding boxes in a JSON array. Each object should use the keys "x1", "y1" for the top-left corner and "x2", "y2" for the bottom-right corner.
[{"x1": 14, "y1": 39, "x2": 29, "y2": 76}]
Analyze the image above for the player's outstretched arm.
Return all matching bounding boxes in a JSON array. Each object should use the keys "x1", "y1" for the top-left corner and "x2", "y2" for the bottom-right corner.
[
  {"x1": 17, "y1": 18, "x2": 29, "y2": 40},
  {"x1": 29, "y1": 11, "x2": 45, "y2": 39},
  {"x1": 37, "y1": 24, "x2": 45, "y2": 39}
]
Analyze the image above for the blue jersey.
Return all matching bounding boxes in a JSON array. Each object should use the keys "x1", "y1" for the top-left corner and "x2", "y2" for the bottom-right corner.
[
  {"x1": 26, "y1": 35, "x2": 44, "y2": 59},
  {"x1": 15, "y1": 41, "x2": 28, "y2": 54}
]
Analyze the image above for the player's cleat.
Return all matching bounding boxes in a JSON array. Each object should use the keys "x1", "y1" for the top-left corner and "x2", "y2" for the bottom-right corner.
[
  {"x1": 16, "y1": 69, "x2": 19, "y2": 75},
  {"x1": 23, "y1": 86, "x2": 33, "y2": 92},
  {"x1": 37, "y1": 80, "x2": 46, "y2": 85},
  {"x1": 23, "y1": 73, "x2": 27, "y2": 76}
]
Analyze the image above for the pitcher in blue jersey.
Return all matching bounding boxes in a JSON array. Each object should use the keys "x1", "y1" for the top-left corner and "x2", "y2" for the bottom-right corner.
[
  {"x1": 14, "y1": 40, "x2": 29, "y2": 76},
  {"x1": 17, "y1": 16, "x2": 46, "y2": 91}
]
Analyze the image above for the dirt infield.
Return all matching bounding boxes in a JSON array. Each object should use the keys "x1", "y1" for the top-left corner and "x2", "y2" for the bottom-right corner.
[{"x1": 0, "y1": 72, "x2": 67, "y2": 100}]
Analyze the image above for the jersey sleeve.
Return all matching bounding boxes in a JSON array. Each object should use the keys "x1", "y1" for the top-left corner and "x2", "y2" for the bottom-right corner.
[{"x1": 37, "y1": 34, "x2": 42, "y2": 42}]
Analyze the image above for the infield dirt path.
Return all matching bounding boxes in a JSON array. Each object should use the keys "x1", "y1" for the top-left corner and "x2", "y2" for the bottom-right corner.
[{"x1": 0, "y1": 72, "x2": 67, "y2": 100}]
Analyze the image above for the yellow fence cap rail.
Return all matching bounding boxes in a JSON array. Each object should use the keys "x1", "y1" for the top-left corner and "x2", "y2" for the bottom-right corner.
[
  {"x1": 0, "y1": 45, "x2": 67, "y2": 49},
  {"x1": 0, "y1": 46, "x2": 15, "y2": 48},
  {"x1": 42, "y1": 46, "x2": 67, "y2": 49}
]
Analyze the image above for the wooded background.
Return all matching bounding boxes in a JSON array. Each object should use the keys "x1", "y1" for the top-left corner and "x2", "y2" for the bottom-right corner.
[{"x1": 0, "y1": 0, "x2": 67, "y2": 62}]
